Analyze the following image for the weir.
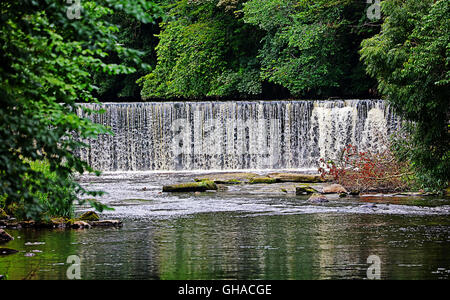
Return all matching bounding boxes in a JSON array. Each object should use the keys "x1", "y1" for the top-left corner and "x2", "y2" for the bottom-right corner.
[{"x1": 76, "y1": 100, "x2": 400, "y2": 171}]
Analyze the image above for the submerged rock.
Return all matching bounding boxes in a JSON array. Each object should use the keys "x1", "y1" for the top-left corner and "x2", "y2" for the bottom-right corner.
[
  {"x1": 214, "y1": 179, "x2": 241, "y2": 185},
  {"x1": 296, "y1": 184, "x2": 318, "y2": 195},
  {"x1": 308, "y1": 193, "x2": 329, "y2": 203},
  {"x1": 268, "y1": 173, "x2": 327, "y2": 183},
  {"x1": 322, "y1": 184, "x2": 348, "y2": 194},
  {"x1": 163, "y1": 181, "x2": 218, "y2": 192},
  {"x1": 79, "y1": 211, "x2": 100, "y2": 222},
  {"x1": 0, "y1": 229, "x2": 13, "y2": 244},
  {"x1": 0, "y1": 248, "x2": 18, "y2": 256}
]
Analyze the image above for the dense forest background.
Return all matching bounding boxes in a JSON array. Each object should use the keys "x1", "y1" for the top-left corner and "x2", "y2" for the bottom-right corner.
[{"x1": 95, "y1": 0, "x2": 382, "y2": 101}]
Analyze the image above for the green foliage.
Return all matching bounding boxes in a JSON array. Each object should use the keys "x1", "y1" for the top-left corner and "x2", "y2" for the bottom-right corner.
[
  {"x1": 93, "y1": 8, "x2": 164, "y2": 99},
  {"x1": 0, "y1": 0, "x2": 161, "y2": 220},
  {"x1": 139, "y1": 0, "x2": 263, "y2": 99},
  {"x1": 243, "y1": 0, "x2": 378, "y2": 97},
  {"x1": 360, "y1": 0, "x2": 449, "y2": 191},
  {"x1": 140, "y1": 0, "x2": 378, "y2": 99}
]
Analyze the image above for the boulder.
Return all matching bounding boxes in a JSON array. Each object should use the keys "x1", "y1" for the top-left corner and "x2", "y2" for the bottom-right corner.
[
  {"x1": 268, "y1": 173, "x2": 327, "y2": 183},
  {"x1": 322, "y1": 184, "x2": 348, "y2": 194},
  {"x1": 308, "y1": 193, "x2": 329, "y2": 203},
  {"x1": 163, "y1": 181, "x2": 218, "y2": 192},
  {"x1": 349, "y1": 190, "x2": 360, "y2": 196},
  {"x1": 72, "y1": 221, "x2": 91, "y2": 229},
  {"x1": 296, "y1": 184, "x2": 318, "y2": 195},
  {"x1": 79, "y1": 211, "x2": 100, "y2": 222},
  {"x1": 248, "y1": 177, "x2": 278, "y2": 184},
  {"x1": 0, "y1": 229, "x2": 13, "y2": 244}
]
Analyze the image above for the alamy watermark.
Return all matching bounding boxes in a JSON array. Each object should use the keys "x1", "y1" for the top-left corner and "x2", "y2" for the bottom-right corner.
[
  {"x1": 67, "y1": 0, "x2": 82, "y2": 20},
  {"x1": 367, "y1": 255, "x2": 381, "y2": 279},
  {"x1": 66, "y1": 255, "x2": 81, "y2": 279},
  {"x1": 366, "y1": 0, "x2": 381, "y2": 21}
]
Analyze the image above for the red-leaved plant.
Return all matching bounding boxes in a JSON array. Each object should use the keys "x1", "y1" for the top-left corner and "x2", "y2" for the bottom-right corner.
[{"x1": 318, "y1": 144, "x2": 413, "y2": 193}]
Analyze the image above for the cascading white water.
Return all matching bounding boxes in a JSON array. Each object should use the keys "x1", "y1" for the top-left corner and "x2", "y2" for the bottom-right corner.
[{"x1": 75, "y1": 100, "x2": 400, "y2": 171}]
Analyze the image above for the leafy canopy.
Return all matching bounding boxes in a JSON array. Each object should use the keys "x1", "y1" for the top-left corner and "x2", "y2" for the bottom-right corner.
[
  {"x1": 360, "y1": 0, "x2": 449, "y2": 190},
  {"x1": 0, "y1": 0, "x2": 162, "y2": 219}
]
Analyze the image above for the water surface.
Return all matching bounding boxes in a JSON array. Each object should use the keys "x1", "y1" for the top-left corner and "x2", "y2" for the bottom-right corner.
[{"x1": 1, "y1": 171, "x2": 449, "y2": 280}]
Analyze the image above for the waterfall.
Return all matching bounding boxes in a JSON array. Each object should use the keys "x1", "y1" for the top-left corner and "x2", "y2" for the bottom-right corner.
[{"x1": 75, "y1": 100, "x2": 400, "y2": 171}]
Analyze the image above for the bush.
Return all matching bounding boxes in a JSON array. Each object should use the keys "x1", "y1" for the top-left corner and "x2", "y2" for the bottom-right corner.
[{"x1": 318, "y1": 144, "x2": 414, "y2": 193}]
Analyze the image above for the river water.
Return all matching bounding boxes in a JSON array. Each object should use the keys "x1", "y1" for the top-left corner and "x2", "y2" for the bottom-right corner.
[{"x1": 1, "y1": 171, "x2": 449, "y2": 280}]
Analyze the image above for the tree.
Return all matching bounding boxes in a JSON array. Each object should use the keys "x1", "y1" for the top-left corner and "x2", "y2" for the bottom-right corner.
[
  {"x1": 360, "y1": 0, "x2": 449, "y2": 190},
  {"x1": 138, "y1": 0, "x2": 265, "y2": 99},
  {"x1": 0, "y1": 0, "x2": 162, "y2": 219},
  {"x1": 93, "y1": 10, "x2": 163, "y2": 100},
  {"x1": 243, "y1": 0, "x2": 379, "y2": 97}
]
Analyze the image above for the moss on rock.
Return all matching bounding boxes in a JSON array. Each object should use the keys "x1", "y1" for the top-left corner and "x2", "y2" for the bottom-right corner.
[
  {"x1": 163, "y1": 181, "x2": 218, "y2": 192},
  {"x1": 296, "y1": 184, "x2": 318, "y2": 195},
  {"x1": 0, "y1": 208, "x2": 9, "y2": 220},
  {"x1": 248, "y1": 177, "x2": 278, "y2": 184},
  {"x1": 79, "y1": 211, "x2": 100, "y2": 221}
]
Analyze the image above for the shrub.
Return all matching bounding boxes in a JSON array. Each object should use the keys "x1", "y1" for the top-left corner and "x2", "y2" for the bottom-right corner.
[{"x1": 318, "y1": 144, "x2": 414, "y2": 193}]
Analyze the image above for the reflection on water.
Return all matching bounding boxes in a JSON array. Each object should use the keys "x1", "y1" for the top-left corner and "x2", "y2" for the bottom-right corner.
[
  {"x1": 1, "y1": 213, "x2": 449, "y2": 280},
  {"x1": 1, "y1": 171, "x2": 449, "y2": 280}
]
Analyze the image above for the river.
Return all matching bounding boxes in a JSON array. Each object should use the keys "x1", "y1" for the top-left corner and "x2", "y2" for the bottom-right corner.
[{"x1": 1, "y1": 171, "x2": 449, "y2": 280}]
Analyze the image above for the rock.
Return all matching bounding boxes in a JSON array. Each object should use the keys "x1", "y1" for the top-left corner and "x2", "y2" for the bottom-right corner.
[
  {"x1": 268, "y1": 173, "x2": 327, "y2": 183},
  {"x1": 214, "y1": 179, "x2": 241, "y2": 185},
  {"x1": 79, "y1": 211, "x2": 100, "y2": 222},
  {"x1": 217, "y1": 184, "x2": 229, "y2": 191},
  {"x1": 0, "y1": 275, "x2": 5, "y2": 280},
  {"x1": 49, "y1": 217, "x2": 67, "y2": 228},
  {"x1": 72, "y1": 221, "x2": 91, "y2": 229},
  {"x1": 0, "y1": 208, "x2": 9, "y2": 220},
  {"x1": 0, "y1": 229, "x2": 13, "y2": 244},
  {"x1": 19, "y1": 220, "x2": 36, "y2": 228},
  {"x1": 248, "y1": 177, "x2": 278, "y2": 184},
  {"x1": 349, "y1": 190, "x2": 360, "y2": 196},
  {"x1": 163, "y1": 181, "x2": 218, "y2": 192},
  {"x1": 339, "y1": 192, "x2": 347, "y2": 198},
  {"x1": 308, "y1": 193, "x2": 329, "y2": 203},
  {"x1": 296, "y1": 184, "x2": 318, "y2": 195},
  {"x1": 0, "y1": 248, "x2": 18, "y2": 256},
  {"x1": 90, "y1": 220, "x2": 123, "y2": 227},
  {"x1": 322, "y1": 184, "x2": 348, "y2": 194}
]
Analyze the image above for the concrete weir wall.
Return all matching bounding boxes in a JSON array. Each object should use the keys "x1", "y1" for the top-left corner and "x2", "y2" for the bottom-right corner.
[{"x1": 75, "y1": 100, "x2": 400, "y2": 171}]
